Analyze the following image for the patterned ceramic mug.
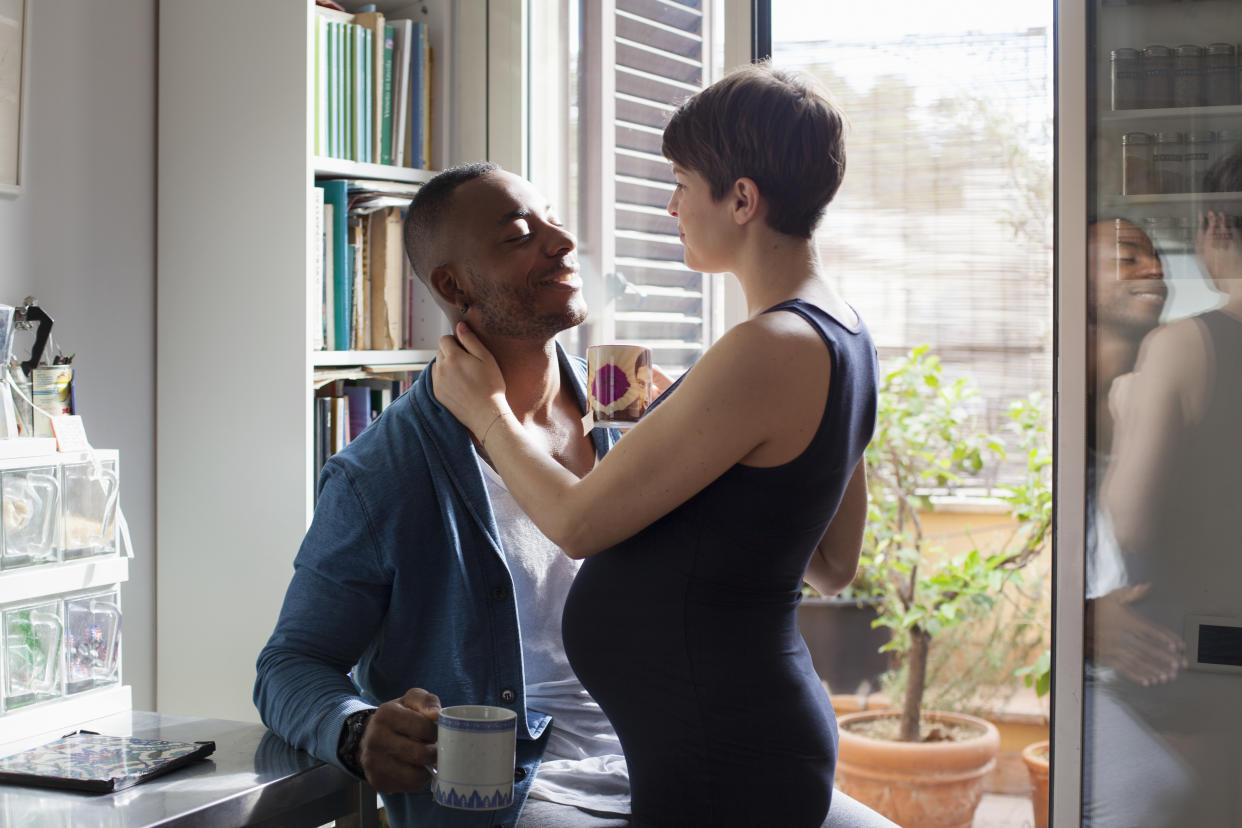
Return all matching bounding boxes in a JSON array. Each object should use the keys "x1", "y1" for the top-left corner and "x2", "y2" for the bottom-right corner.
[
  {"x1": 432, "y1": 705, "x2": 517, "y2": 811},
  {"x1": 586, "y1": 344, "x2": 653, "y2": 429}
]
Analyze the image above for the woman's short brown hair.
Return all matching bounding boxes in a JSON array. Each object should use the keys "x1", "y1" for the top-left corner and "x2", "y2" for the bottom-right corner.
[{"x1": 662, "y1": 63, "x2": 846, "y2": 239}]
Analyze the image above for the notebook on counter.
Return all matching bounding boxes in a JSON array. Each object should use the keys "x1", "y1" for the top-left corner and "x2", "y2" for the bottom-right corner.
[{"x1": 0, "y1": 731, "x2": 216, "y2": 793}]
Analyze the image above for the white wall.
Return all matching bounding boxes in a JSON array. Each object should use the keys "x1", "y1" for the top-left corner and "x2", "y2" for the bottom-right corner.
[{"x1": 0, "y1": 0, "x2": 156, "y2": 710}]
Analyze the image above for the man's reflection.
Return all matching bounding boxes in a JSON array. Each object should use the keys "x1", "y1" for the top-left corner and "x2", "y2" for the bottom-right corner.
[
  {"x1": 1084, "y1": 218, "x2": 1195, "y2": 828},
  {"x1": 1098, "y1": 149, "x2": 1242, "y2": 824}
]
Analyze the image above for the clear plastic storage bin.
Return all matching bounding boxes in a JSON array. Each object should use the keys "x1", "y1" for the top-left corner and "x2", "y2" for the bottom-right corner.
[
  {"x1": 63, "y1": 588, "x2": 121, "y2": 695},
  {"x1": 3, "y1": 600, "x2": 64, "y2": 711},
  {"x1": 61, "y1": 460, "x2": 119, "y2": 561},
  {"x1": 0, "y1": 465, "x2": 62, "y2": 570}
]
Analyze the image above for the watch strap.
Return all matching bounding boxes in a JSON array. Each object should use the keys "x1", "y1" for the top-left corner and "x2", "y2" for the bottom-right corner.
[{"x1": 337, "y1": 708, "x2": 377, "y2": 778}]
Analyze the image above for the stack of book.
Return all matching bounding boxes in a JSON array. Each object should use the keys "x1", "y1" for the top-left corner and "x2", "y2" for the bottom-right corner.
[
  {"x1": 314, "y1": 6, "x2": 431, "y2": 169},
  {"x1": 313, "y1": 178, "x2": 428, "y2": 352},
  {"x1": 313, "y1": 376, "x2": 413, "y2": 483}
]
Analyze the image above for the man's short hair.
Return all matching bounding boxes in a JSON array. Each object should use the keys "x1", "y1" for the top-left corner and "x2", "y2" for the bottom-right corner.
[
  {"x1": 661, "y1": 64, "x2": 846, "y2": 240},
  {"x1": 404, "y1": 162, "x2": 499, "y2": 283}
]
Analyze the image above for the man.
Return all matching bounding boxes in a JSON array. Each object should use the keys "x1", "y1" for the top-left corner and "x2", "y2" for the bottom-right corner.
[{"x1": 255, "y1": 163, "x2": 632, "y2": 827}]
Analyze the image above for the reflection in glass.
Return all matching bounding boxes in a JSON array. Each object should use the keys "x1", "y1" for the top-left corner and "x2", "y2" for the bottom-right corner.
[{"x1": 1086, "y1": 140, "x2": 1242, "y2": 822}]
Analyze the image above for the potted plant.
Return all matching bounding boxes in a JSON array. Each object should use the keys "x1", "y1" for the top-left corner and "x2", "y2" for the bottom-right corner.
[
  {"x1": 834, "y1": 347, "x2": 1052, "y2": 828},
  {"x1": 1015, "y1": 648, "x2": 1051, "y2": 828},
  {"x1": 798, "y1": 580, "x2": 891, "y2": 699}
]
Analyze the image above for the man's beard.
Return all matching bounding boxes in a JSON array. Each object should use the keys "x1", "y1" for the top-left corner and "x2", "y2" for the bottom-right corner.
[{"x1": 467, "y1": 265, "x2": 588, "y2": 339}]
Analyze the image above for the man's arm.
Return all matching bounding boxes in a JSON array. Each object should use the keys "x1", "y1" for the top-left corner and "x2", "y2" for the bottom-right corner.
[
  {"x1": 803, "y1": 460, "x2": 867, "y2": 597},
  {"x1": 253, "y1": 462, "x2": 436, "y2": 791}
]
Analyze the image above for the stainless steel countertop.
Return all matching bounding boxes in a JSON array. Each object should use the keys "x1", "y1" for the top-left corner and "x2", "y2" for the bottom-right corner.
[{"x1": 0, "y1": 710, "x2": 377, "y2": 827}]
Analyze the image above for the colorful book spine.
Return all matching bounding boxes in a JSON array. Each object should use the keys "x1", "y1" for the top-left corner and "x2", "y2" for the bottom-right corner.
[
  {"x1": 390, "y1": 19, "x2": 413, "y2": 167},
  {"x1": 314, "y1": 17, "x2": 325, "y2": 156},
  {"x1": 381, "y1": 25, "x2": 395, "y2": 166},
  {"x1": 311, "y1": 185, "x2": 325, "y2": 351},
  {"x1": 346, "y1": 24, "x2": 355, "y2": 161},
  {"x1": 409, "y1": 23, "x2": 426, "y2": 169},
  {"x1": 318, "y1": 180, "x2": 351, "y2": 350},
  {"x1": 364, "y1": 28, "x2": 373, "y2": 164},
  {"x1": 336, "y1": 22, "x2": 346, "y2": 158}
]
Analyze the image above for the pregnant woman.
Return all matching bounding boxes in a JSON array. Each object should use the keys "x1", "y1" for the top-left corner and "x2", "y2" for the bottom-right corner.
[{"x1": 434, "y1": 64, "x2": 878, "y2": 827}]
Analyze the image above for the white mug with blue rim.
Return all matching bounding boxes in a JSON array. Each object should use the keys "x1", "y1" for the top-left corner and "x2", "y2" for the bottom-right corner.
[{"x1": 432, "y1": 705, "x2": 518, "y2": 811}]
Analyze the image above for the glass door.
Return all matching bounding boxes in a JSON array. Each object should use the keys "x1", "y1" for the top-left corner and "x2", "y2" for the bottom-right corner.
[{"x1": 1068, "y1": 0, "x2": 1242, "y2": 823}]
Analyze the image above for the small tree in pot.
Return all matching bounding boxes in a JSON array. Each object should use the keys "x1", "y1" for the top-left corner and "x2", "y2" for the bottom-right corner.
[
  {"x1": 835, "y1": 347, "x2": 1051, "y2": 827},
  {"x1": 862, "y1": 346, "x2": 1051, "y2": 741}
]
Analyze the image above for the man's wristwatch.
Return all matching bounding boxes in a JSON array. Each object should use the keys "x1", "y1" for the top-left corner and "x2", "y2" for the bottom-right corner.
[{"x1": 337, "y1": 708, "x2": 377, "y2": 778}]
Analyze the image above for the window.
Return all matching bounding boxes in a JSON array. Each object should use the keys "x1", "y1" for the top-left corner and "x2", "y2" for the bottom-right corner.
[
  {"x1": 566, "y1": 0, "x2": 723, "y2": 376},
  {"x1": 773, "y1": 3, "x2": 1054, "y2": 486}
]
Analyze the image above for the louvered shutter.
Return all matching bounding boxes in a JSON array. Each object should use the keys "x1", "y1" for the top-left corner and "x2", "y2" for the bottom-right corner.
[{"x1": 581, "y1": 0, "x2": 717, "y2": 376}]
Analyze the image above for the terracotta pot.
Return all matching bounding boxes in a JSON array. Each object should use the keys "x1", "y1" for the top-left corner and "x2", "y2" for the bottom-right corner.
[
  {"x1": 1021, "y1": 740, "x2": 1050, "y2": 828},
  {"x1": 836, "y1": 710, "x2": 1001, "y2": 828}
]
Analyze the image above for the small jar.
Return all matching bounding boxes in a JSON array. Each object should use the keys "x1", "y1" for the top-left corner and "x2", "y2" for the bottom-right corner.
[
  {"x1": 1204, "y1": 43, "x2": 1236, "y2": 106},
  {"x1": 1154, "y1": 132, "x2": 1186, "y2": 193},
  {"x1": 1143, "y1": 46, "x2": 1175, "y2": 109},
  {"x1": 1173, "y1": 45, "x2": 1204, "y2": 108},
  {"x1": 1184, "y1": 131, "x2": 1215, "y2": 193},
  {"x1": 1123, "y1": 132, "x2": 1155, "y2": 195},
  {"x1": 1144, "y1": 217, "x2": 1193, "y2": 252},
  {"x1": 1112, "y1": 48, "x2": 1143, "y2": 110}
]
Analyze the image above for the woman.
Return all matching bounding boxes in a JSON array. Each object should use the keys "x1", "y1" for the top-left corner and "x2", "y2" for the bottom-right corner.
[{"x1": 433, "y1": 65, "x2": 877, "y2": 827}]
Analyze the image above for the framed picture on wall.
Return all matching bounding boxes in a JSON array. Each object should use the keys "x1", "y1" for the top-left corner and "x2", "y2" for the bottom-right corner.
[{"x1": 0, "y1": 0, "x2": 28, "y2": 197}]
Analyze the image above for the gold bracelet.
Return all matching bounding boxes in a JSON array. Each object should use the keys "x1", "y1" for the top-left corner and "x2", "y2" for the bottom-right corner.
[{"x1": 480, "y1": 411, "x2": 505, "y2": 450}]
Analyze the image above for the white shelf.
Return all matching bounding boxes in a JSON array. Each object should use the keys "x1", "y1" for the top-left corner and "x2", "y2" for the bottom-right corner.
[
  {"x1": 313, "y1": 157, "x2": 437, "y2": 184},
  {"x1": 312, "y1": 349, "x2": 437, "y2": 367},
  {"x1": 1101, "y1": 105, "x2": 1242, "y2": 123},
  {"x1": 0, "y1": 439, "x2": 58, "y2": 460},
  {"x1": 0, "y1": 557, "x2": 129, "y2": 606},
  {"x1": 158, "y1": 0, "x2": 471, "y2": 722},
  {"x1": 1106, "y1": 191, "x2": 1242, "y2": 205},
  {"x1": 0, "y1": 686, "x2": 132, "y2": 751}
]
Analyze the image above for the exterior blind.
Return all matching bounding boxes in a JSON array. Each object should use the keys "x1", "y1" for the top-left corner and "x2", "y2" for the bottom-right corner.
[{"x1": 611, "y1": 0, "x2": 709, "y2": 374}]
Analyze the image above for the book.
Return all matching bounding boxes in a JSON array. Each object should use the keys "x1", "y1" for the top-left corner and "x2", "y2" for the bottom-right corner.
[
  {"x1": 0, "y1": 732, "x2": 215, "y2": 793},
  {"x1": 344, "y1": 384, "x2": 371, "y2": 440},
  {"x1": 318, "y1": 180, "x2": 351, "y2": 349},
  {"x1": 423, "y1": 43, "x2": 433, "y2": 168},
  {"x1": 330, "y1": 395, "x2": 349, "y2": 454},
  {"x1": 314, "y1": 16, "x2": 326, "y2": 156},
  {"x1": 368, "y1": 207, "x2": 405, "y2": 350},
  {"x1": 389, "y1": 19, "x2": 413, "y2": 167},
  {"x1": 344, "y1": 23, "x2": 354, "y2": 161},
  {"x1": 362, "y1": 28, "x2": 373, "y2": 163},
  {"x1": 323, "y1": 201, "x2": 335, "y2": 349},
  {"x1": 349, "y1": 217, "x2": 366, "y2": 349},
  {"x1": 314, "y1": 396, "x2": 331, "y2": 482},
  {"x1": 408, "y1": 23, "x2": 427, "y2": 169},
  {"x1": 311, "y1": 185, "x2": 325, "y2": 350},
  {"x1": 380, "y1": 25, "x2": 395, "y2": 166},
  {"x1": 353, "y1": 10, "x2": 387, "y2": 165},
  {"x1": 335, "y1": 21, "x2": 346, "y2": 157}
]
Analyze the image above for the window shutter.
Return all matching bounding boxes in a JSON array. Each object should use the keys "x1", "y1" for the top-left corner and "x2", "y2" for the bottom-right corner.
[{"x1": 609, "y1": 0, "x2": 714, "y2": 374}]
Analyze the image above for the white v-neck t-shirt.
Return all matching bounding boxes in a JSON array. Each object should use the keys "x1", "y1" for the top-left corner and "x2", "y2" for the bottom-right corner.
[{"x1": 477, "y1": 455, "x2": 631, "y2": 813}]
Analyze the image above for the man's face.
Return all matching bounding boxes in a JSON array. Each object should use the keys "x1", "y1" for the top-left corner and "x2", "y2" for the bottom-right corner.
[
  {"x1": 449, "y1": 172, "x2": 586, "y2": 340},
  {"x1": 1089, "y1": 220, "x2": 1167, "y2": 338}
]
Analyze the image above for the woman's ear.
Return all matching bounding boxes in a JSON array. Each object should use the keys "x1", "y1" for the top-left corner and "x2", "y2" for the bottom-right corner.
[{"x1": 731, "y1": 177, "x2": 762, "y2": 226}]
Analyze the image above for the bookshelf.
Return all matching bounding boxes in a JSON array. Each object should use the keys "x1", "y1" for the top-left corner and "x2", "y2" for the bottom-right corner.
[{"x1": 156, "y1": 0, "x2": 492, "y2": 721}]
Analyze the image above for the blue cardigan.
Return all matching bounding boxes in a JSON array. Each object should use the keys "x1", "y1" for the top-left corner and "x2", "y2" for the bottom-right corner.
[{"x1": 254, "y1": 346, "x2": 617, "y2": 827}]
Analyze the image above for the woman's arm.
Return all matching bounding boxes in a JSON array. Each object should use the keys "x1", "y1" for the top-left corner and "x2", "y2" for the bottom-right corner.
[
  {"x1": 802, "y1": 459, "x2": 867, "y2": 596},
  {"x1": 433, "y1": 317, "x2": 829, "y2": 558}
]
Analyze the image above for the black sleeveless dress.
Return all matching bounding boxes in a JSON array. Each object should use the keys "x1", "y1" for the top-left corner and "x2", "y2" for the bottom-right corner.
[{"x1": 562, "y1": 299, "x2": 879, "y2": 827}]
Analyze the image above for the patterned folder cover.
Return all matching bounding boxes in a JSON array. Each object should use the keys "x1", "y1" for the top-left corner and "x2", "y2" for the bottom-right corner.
[{"x1": 0, "y1": 731, "x2": 216, "y2": 793}]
